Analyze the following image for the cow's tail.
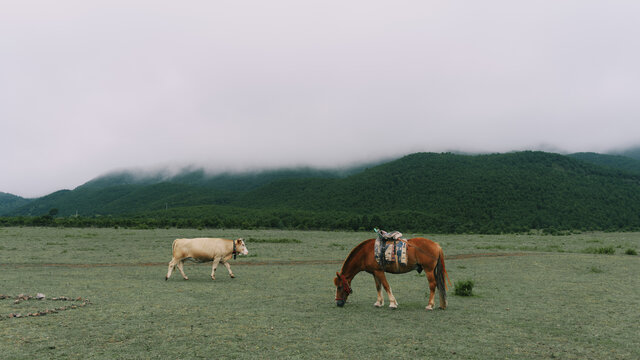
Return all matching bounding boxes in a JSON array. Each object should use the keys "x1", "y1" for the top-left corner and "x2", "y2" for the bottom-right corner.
[
  {"x1": 166, "y1": 239, "x2": 178, "y2": 281},
  {"x1": 171, "y1": 239, "x2": 178, "y2": 256},
  {"x1": 434, "y1": 247, "x2": 451, "y2": 300}
]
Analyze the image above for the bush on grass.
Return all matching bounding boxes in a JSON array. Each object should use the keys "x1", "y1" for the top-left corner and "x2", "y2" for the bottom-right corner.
[
  {"x1": 583, "y1": 246, "x2": 615, "y2": 255},
  {"x1": 454, "y1": 279, "x2": 475, "y2": 296}
]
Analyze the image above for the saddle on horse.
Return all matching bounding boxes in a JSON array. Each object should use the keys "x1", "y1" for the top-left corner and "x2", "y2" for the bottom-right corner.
[{"x1": 374, "y1": 228, "x2": 408, "y2": 267}]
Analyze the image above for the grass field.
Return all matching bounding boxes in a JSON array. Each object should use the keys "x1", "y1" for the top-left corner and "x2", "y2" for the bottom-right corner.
[{"x1": 1, "y1": 227, "x2": 639, "y2": 359}]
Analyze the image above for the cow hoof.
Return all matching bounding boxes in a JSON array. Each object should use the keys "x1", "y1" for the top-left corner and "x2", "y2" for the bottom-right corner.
[
  {"x1": 373, "y1": 302, "x2": 383, "y2": 308},
  {"x1": 165, "y1": 277, "x2": 168, "y2": 281},
  {"x1": 425, "y1": 305, "x2": 434, "y2": 311},
  {"x1": 230, "y1": 274, "x2": 235, "y2": 279},
  {"x1": 389, "y1": 304, "x2": 398, "y2": 310}
]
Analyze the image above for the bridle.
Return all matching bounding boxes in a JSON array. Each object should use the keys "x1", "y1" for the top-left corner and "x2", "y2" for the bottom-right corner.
[{"x1": 335, "y1": 273, "x2": 353, "y2": 301}]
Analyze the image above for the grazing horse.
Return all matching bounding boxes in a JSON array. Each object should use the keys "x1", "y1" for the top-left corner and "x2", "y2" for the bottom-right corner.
[{"x1": 334, "y1": 237, "x2": 450, "y2": 310}]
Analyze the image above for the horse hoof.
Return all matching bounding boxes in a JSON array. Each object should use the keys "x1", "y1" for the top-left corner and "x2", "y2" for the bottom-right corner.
[
  {"x1": 425, "y1": 305, "x2": 434, "y2": 311},
  {"x1": 389, "y1": 304, "x2": 398, "y2": 309},
  {"x1": 373, "y1": 302, "x2": 383, "y2": 308}
]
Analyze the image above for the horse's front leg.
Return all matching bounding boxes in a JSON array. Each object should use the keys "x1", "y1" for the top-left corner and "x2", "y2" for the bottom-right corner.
[
  {"x1": 374, "y1": 270, "x2": 398, "y2": 309},
  {"x1": 425, "y1": 270, "x2": 437, "y2": 310},
  {"x1": 373, "y1": 276, "x2": 384, "y2": 307}
]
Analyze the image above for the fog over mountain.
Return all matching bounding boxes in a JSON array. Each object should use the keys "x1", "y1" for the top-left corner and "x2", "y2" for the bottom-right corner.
[{"x1": 3, "y1": 1, "x2": 640, "y2": 197}]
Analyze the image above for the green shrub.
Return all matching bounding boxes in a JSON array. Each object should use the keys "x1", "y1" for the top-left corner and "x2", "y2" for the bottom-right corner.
[
  {"x1": 454, "y1": 279, "x2": 475, "y2": 296},
  {"x1": 625, "y1": 248, "x2": 638, "y2": 255},
  {"x1": 589, "y1": 266, "x2": 604, "y2": 273},
  {"x1": 583, "y1": 246, "x2": 615, "y2": 255}
]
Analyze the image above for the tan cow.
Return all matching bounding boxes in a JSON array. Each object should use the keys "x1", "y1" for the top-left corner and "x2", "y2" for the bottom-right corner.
[{"x1": 165, "y1": 238, "x2": 249, "y2": 280}]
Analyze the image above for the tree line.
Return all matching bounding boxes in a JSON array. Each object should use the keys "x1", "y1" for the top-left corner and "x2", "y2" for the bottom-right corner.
[{"x1": 2, "y1": 204, "x2": 638, "y2": 234}]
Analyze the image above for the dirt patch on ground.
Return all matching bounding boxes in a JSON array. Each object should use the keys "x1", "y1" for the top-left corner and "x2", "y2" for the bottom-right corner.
[
  {"x1": 446, "y1": 252, "x2": 531, "y2": 260},
  {"x1": 1, "y1": 253, "x2": 538, "y2": 268}
]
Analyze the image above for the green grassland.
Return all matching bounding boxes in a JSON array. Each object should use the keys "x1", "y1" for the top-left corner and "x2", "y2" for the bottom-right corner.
[{"x1": 1, "y1": 227, "x2": 639, "y2": 359}]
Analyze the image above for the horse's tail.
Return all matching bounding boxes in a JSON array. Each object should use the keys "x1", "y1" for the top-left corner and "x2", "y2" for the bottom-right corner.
[{"x1": 435, "y1": 247, "x2": 451, "y2": 299}]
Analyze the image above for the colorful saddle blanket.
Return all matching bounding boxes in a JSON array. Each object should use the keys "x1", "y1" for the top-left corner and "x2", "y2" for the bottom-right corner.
[{"x1": 374, "y1": 229, "x2": 408, "y2": 266}]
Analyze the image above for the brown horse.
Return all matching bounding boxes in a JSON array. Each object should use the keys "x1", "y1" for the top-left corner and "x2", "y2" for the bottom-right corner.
[{"x1": 334, "y1": 237, "x2": 450, "y2": 310}]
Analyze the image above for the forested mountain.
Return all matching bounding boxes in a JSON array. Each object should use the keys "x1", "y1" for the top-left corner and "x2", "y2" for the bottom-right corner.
[
  {"x1": 569, "y1": 152, "x2": 640, "y2": 174},
  {"x1": 230, "y1": 152, "x2": 640, "y2": 232},
  {"x1": 0, "y1": 192, "x2": 32, "y2": 214},
  {"x1": 615, "y1": 146, "x2": 640, "y2": 161},
  {"x1": 3, "y1": 151, "x2": 640, "y2": 233},
  {"x1": 78, "y1": 166, "x2": 360, "y2": 192},
  {"x1": 3, "y1": 167, "x2": 363, "y2": 217}
]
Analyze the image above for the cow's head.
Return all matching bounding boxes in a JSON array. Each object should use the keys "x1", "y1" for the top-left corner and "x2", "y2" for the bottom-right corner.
[{"x1": 235, "y1": 238, "x2": 249, "y2": 256}]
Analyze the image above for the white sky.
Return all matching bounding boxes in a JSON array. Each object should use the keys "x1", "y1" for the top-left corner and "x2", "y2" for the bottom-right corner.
[{"x1": 2, "y1": 1, "x2": 640, "y2": 197}]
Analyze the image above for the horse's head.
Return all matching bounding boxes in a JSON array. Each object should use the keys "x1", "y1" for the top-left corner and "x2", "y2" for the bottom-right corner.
[{"x1": 333, "y1": 272, "x2": 353, "y2": 307}]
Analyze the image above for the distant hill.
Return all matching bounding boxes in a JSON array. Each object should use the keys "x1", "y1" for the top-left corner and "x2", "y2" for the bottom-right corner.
[
  {"x1": 230, "y1": 151, "x2": 640, "y2": 232},
  {"x1": 78, "y1": 166, "x2": 368, "y2": 192},
  {"x1": 569, "y1": 152, "x2": 640, "y2": 174},
  {"x1": 6, "y1": 166, "x2": 365, "y2": 217},
  {"x1": 4, "y1": 151, "x2": 640, "y2": 233},
  {"x1": 0, "y1": 192, "x2": 32, "y2": 215},
  {"x1": 614, "y1": 146, "x2": 640, "y2": 161}
]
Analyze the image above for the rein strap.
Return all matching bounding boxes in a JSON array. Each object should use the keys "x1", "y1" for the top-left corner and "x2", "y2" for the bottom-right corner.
[{"x1": 340, "y1": 274, "x2": 352, "y2": 295}]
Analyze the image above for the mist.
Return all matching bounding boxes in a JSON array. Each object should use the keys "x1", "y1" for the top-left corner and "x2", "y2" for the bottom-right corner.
[{"x1": 2, "y1": 1, "x2": 640, "y2": 197}]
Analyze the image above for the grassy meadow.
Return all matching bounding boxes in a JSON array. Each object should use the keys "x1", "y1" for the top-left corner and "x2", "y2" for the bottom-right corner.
[{"x1": 1, "y1": 227, "x2": 639, "y2": 359}]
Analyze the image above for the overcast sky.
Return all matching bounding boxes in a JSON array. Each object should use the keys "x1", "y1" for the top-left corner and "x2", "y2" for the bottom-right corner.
[{"x1": 2, "y1": 1, "x2": 640, "y2": 197}]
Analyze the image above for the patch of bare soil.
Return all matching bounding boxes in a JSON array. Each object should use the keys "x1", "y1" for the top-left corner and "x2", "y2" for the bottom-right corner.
[{"x1": 1, "y1": 253, "x2": 537, "y2": 268}]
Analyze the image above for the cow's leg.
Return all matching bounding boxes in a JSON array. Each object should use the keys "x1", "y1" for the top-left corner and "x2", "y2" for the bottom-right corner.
[
  {"x1": 221, "y1": 260, "x2": 235, "y2": 278},
  {"x1": 176, "y1": 259, "x2": 188, "y2": 280},
  {"x1": 210, "y1": 257, "x2": 221, "y2": 280},
  {"x1": 166, "y1": 258, "x2": 177, "y2": 280},
  {"x1": 373, "y1": 275, "x2": 384, "y2": 307}
]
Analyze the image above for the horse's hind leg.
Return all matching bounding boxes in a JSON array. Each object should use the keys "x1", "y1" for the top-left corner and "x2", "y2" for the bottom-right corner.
[
  {"x1": 373, "y1": 276, "x2": 384, "y2": 307},
  {"x1": 374, "y1": 270, "x2": 398, "y2": 309},
  {"x1": 425, "y1": 270, "x2": 437, "y2": 310}
]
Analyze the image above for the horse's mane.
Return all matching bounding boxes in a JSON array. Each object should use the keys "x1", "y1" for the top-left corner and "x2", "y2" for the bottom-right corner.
[{"x1": 340, "y1": 238, "x2": 374, "y2": 273}]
